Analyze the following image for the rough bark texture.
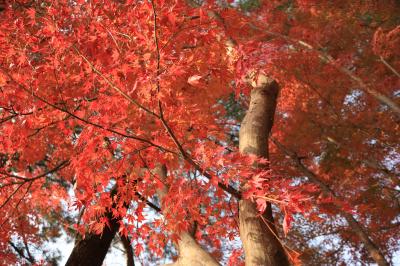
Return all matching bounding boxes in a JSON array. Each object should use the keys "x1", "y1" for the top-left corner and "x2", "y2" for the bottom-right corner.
[
  {"x1": 154, "y1": 165, "x2": 220, "y2": 266},
  {"x1": 272, "y1": 138, "x2": 390, "y2": 266},
  {"x1": 239, "y1": 76, "x2": 289, "y2": 266},
  {"x1": 65, "y1": 209, "x2": 120, "y2": 266}
]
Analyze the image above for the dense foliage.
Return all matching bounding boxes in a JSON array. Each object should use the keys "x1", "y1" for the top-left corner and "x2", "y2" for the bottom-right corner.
[{"x1": 0, "y1": 0, "x2": 399, "y2": 264}]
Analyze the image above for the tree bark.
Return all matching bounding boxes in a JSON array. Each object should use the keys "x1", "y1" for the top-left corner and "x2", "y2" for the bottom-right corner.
[
  {"x1": 65, "y1": 209, "x2": 120, "y2": 266},
  {"x1": 238, "y1": 76, "x2": 289, "y2": 266},
  {"x1": 154, "y1": 165, "x2": 220, "y2": 266},
  {"x1": 120, "y1": 234, "x2": 135, "y2": 266},
  {"x1": 0, "y1": 0, "x2": 5, "y2": 12},
  {"x1": 66, "y1": 187, "x2": 121, "y2": 266}
]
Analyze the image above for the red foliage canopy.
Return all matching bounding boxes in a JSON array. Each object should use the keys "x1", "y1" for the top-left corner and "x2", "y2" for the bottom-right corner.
[{"x1": 0, "y1": 0, "x2": 399, "y2": 264}]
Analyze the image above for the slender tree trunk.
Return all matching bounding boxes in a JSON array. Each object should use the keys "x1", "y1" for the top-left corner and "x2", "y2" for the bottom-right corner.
[
  {"x1": 239, "y1": 76, "x2": 289, "y2": 266},
  {"x1": 65, "y1": 208, "x2": 120, "y2": 266},
  {"x1": 272, "y1": 138, "x2": 390, "y2": 266},
  {"x1": 121, "y1": 234, "x2": 135, "y2": 266},
  {"x1": 154, "y1": 165, "x2": 220, "y2": 266}
]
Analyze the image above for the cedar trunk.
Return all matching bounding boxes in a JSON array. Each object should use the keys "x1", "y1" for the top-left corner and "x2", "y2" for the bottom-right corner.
[{"x1": 239, "y1": 77, "x2": 289, "y2": 266}]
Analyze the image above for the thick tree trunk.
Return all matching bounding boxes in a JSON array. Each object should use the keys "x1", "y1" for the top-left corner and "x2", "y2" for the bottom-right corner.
[
  {"x1": 154, "y1": 165, "x2": 220, "y2": 266},
  {"x1": 65, "y1": 209, "x2": 120, "y2": 266},
  {"x1": 66, "y1": 187, "x2": 122, "y2": 266},
  {"x1": 239, "y1": 76, "x2": 289, "y2": 266}
]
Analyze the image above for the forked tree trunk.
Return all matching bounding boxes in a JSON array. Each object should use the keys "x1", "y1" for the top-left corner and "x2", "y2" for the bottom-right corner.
[
  {"x1": 238, "y1": 76, "x2": 289, "y2": 266},
  {"x1": 154, "y1": 165, "x2": 220, "y2": 266}
]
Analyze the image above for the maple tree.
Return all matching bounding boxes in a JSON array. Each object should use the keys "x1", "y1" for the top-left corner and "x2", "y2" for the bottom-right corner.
[{"x1": 0, "y1": 0, "x2": 399, "y2": 265}]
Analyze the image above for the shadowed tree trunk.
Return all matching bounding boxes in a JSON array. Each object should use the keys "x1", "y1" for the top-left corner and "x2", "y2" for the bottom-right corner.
[
  {"x1": 121, "y1": 234, "x2": 135, "y2": 266},
  {"x1": 238, "y1": 75, "x2": 290, "y2": 266},
  {"x1": 66, "y1": 187, "x2": 121, "y2": 266},
  {"x1": 65, "y1": 208, "x2": 120, "y2": 266}
]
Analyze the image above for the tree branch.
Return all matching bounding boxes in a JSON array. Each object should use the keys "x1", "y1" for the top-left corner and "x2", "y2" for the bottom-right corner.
[
  {"x1": 72, "y1": 45, "x2": 159, "y2": 118},
  {"x1": 271, "y1": 138, "x2": 390, "y2": 266},
  {"x1": 0, "y1": 160, "x2": 70, "y2": 186},
  {"x1": 0, "y1": 67, "x2": 175, "y2": 154},
  {"x1": 148, "y1": 1, "x2": 241, "y2": 199},
  {"x1": 245, "y1": 24, "x2": 400, "y2": 117},
  {"x1": 8, "y1": 241, "x2": 35, "y2": 264}
]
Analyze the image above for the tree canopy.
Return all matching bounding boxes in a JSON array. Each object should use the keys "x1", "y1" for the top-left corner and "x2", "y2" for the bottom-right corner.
[{"x1": 0, "y1": 0, "x2": 399, "y2": 265}]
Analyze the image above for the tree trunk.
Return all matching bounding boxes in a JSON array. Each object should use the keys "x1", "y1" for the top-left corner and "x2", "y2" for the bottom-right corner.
[
  {"x1": 239, "y1": 76, "x2": 289, "y2": 266},
  {"x1": 154, "y1": 165, "x2": 220, "y2": 266},
  {"x1": 66, "y1": 187, "x2": 121, "y2": 266},
  {"x1": 65, "y1": 209, "x2": 120, "y2": 266},
  {"x1": 121, "y1": 234, "x2": 135, "y2": 266}
]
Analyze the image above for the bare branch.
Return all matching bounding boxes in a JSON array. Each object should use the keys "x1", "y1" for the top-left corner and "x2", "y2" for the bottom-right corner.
[{"x1": 8, "y1": 241, "x2": 35, "y2": 264}]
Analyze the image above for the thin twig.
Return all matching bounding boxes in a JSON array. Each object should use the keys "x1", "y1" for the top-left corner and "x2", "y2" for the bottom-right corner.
[
  {"x1": 8, "y1": 241, "x2": 35, "y2": 263},
  {"x1": 149, "y1": 1, "x2": 241, "y2": 199},
  {"x1": 246, "y1": 24, "x2": 400, "y2": 116},
  {"x1": 73, "y1": 45, "x2": 159, "y2": 117},
  {"x1": 0, "y1": 183, "x2": 25, "y2": 209},
  {"x1": 0, "y1": 160, "x2": 70, "y2": 182},
  {"x1": 379, "y1": 56, "x2": 400, "y2": 79},
  {"x1": 0, "y1": 67, "x2": 174, "y2": 154}
]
